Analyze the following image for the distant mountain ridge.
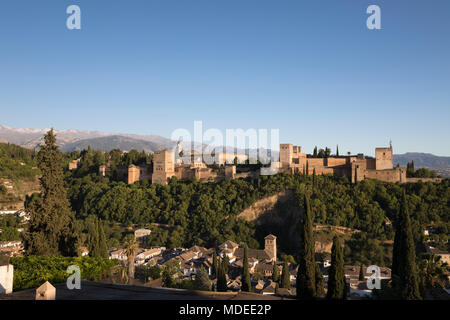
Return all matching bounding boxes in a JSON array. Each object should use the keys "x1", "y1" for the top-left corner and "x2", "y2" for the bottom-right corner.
[
  {"x1": 0, "y1": 125, "x2": 174, "y2": 152},
  {"x1": 393, "y1": 153, "x2": 450, "y2": 169},
  {"x1": 60, "y1": 135, "x2": 170, "y2": 153}
]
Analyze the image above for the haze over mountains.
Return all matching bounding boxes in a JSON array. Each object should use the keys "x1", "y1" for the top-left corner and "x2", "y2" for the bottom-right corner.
[{"x1": 1, "y1": 125, "x2": 449, "y2": 175}]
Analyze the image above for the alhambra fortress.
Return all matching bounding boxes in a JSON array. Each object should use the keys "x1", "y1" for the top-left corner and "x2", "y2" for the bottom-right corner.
[{"x1": 89, "y1": 142, "x2": 441, "y2": 185}]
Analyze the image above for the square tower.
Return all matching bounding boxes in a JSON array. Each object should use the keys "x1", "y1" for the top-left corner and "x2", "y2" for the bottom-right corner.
[
  {"x1": 152, "y1": 150, "x2": 175, "y2": 185},
  {"x1": 375, "y1": 145, "x2": 393, "y2": 170},
  {"x1": 264, "y1": 234, "x2": 277, "y2": 262},
  {"x1": 280, "y1": 144, "x2": 293, "y2": 168}
]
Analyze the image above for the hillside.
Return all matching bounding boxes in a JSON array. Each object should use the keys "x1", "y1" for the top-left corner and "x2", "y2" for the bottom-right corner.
[
  {"x1": 394, "y1": 152, "x2": 450, "y2": 168},
  {"x1": 394, "y1": 152, "x2": 450, "y2": 177},
  {"x1": 0, "y1": 143, "x2": 40, "y2": 210}
]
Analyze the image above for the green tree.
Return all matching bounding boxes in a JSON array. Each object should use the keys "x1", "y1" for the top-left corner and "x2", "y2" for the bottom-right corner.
[
  {"x1": 241, "y1": 246, "x2": 252, "y2": 292},
  {"x1": 162, "y1": 259, "x2": 179, "y2": 288},
  {"x1": 296, "y1": 194, "x2": 316, "y2": 299},
  {"x1": 326, "y1": 236, "x2": 346, "y2": 300},
  {"x1": 392, "y1": 191, "x2": 422, "y2": 300},
  {"x1": 336, "y1": 145, "x2": 339, "y2": 157},
  {"x1": 281, "y1": 261, "x2": 290, "y2": 289},
  {"x1": 212, "y1": 251, "x2": 218, "y2": 277},
  {"x1": 272, "y1": 262, "x2": 279, "y2": 283},
  {"x1": 359, "y1": 264, "x2": 365, "y2": 281},
  {"x1": 315, "y1": 264, "x2": 325, "y2": 297},
  {"x1": 87, "y1": 219, "x2": 100, "y2": 258},
  {"x1": 313, "y1": 146, "x2": 318, "y2": 158},
  {"x1": 98, "y1": 221, "x2": 108, "y2": 258},
  {"x1": 222, "y1": 255, "x2": 230, "y2": 276},
  {"x1": 123, "y1": 235, "x2": 139, "y2": 282},
  {"x1": 418, "y1": 254, "x2": 448, "y2": 294},
  {"x1": 23, "y1": 129, "x2": 78, "y2": 256},
  {"x1": 216, "y1": 260, "x2": 228, "y2": 292},
  {"x1": 194, "y1": 266, "x2": 211, "y2": 291}
]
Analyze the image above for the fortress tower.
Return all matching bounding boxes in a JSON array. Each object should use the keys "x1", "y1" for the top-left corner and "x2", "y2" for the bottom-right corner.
[
  {"x1": 264, "y1": 234, "x2": 277, "y2": 262},
  {"x1": 280, "y1": 144, "x2": 293, "y2": 168},
  {"x1": 375, "y1": 141, "x2": 393, "y2": 170},
  {"x1": 152, "y1": 150, "x2": 175, "y2": 185}
]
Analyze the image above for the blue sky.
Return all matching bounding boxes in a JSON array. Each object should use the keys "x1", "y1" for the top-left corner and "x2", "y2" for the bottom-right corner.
[{"x1": 0, "y1": 0, "x2": 449, "y2": 156}]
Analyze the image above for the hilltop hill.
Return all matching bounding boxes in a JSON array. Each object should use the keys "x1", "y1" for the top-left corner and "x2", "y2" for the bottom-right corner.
[{"x1": 0, "y1": 143, "x2": 40, "y2": 210}]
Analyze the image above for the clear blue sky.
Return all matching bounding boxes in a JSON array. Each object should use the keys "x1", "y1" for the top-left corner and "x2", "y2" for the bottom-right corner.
[{"x1": 0, "y1": 0, "x2": 449, "y2": 156}]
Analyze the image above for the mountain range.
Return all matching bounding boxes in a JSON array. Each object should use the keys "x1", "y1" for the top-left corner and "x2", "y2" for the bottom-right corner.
[
  {"x1": 393, "y1": 153, "x2": 450, "y2": 169},
  {"x1": 0, "y1": 125, "x2": 174, "y2": 152}
]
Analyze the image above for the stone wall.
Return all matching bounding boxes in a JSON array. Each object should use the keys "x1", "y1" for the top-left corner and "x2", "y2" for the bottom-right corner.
[{"x1": 0, "y1": 264, "x2": 13, "y2": 294}]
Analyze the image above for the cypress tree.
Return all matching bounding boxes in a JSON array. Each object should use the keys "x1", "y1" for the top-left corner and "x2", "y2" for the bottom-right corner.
[
  {"x1": 272, "y1": 262, "x2": 279, "y2": 283},
  {"x1": 281, "y1": 261, "x2": 290, "y2": 289},
  {"x1": 305, "y1": 161, "x2": 309, "y2": 177},
  {"x1": 359, "y1": 264, "x2": 365, "y2": 281},
  {"x1": 336, "y1": 145, "x2": 339, "y2": 157},
  {"x1": 392, "y1": 191, "x2": 421, "y2": 299},
  {"x1": 241, "y1": 246, "x2": 252, "y2": 292},
  {"x1": 23, "y1": 129, "x2": 78, "y2": 256},
  {"x1": 98, "y1": 220, "x2": 108, "y2": 258},
  {"x1": 326, "y1": 236, "x2": 346, "y2": 300},
  {"x1": 313, "y1": 146, "x2": 318, "y2": 158},
  {"x1": 297, "y1": 194, "x2": 316, "y2": 299},
  {"x1": 222, "y1": 255, "x2": 230, "y2": 276},
  {"x1": 315, "y1": 263, "x2": 325, "y2": 297},
  {"x1": 217, "y1": 260, "x2": 228, "y2": 292},
  {"x1": 212, "y1": 251, "x2": 218, "y2": 277},
  {"x1": 88, "y1": 219, "x2": 100, "y2": 257},
  {"x1": 312, "y1": 168, "x2": 316, "y2": 187}
]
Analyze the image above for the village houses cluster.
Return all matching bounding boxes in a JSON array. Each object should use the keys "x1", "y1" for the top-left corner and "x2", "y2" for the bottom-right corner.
[{"x1": 107, "y1": 231, "x2": 394, "y2": 297}]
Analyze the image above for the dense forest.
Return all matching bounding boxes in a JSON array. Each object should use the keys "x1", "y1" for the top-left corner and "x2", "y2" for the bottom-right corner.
[
  {"x1": 61, "y1": 149, "x2": 449, "y2": 264},
  {"x1": 0, "y1": 143, "x2": 39, "y2": 181}
]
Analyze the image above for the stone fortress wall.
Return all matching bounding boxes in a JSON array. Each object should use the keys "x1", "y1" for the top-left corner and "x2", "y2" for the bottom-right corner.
[{"x1": 96, "y1": 141, "x2": 441, "y2": 185}]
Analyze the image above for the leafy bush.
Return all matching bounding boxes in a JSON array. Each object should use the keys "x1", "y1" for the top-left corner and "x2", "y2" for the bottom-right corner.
[{"x1": 10, "y1": 256, "x2": 119, "y2": 291}]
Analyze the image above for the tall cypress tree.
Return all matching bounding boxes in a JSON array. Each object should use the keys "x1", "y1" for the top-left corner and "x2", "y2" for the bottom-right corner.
[
  {"x1": 88, "y1": 219, "x2": 100, "y2": 257},
  {"x1": 98, "y1": 220, "x2": 108, "y2": 258},
  {"x1": 212, "y1": 251, "x2": 218, "y2": 277},
  {"x1": 359, "y1": 264, "x2": 365, "y2": 281},
  {"x1": 272, "y1": 262, "x2": 279, "y2": 283},
  {"x1": 297, "y1": 193, "x2": 316, "y2": 299},
  {"x1": 281, "y1": 261, "x2": 290, "y2": 289},
  {"x1": 23, "y1": 129, "x2": 78, "y2": 256},
  {"x1": 222, "y1": 255, "x2": 230, "y2": 276},
  {"x1": 315, "y1": 263, "x2": 325, "y2": 297},
  {"x1": 312, "y1": 168, "x2": 316, "y2": 187},
  {"x1": 305, "y1": 161, "x2": 309, "y2": 177},
  {"x1": 392, "y1": 191, "x2": 421, "y2": 300},
  {"x1": 326, "y1": 236, "x2": 346, "y2": 300},
  {"x1": 336, "y1": 145, "x2": 339, "y2": 157},
  {"x1": 241, "y1": 246, "x2": 252, "y2": 292},
  {"x1": 217, "y1": 259, "x2": 228, "y2": 292}
]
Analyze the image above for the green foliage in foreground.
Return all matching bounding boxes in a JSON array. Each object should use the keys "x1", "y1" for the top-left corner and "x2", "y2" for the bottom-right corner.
[
  {"x1": 10, "y1": 256, "x2": 119, "y2": 291},
  {"x1": 0, "y1": 143, "x2": 39, "y2": 181}
]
